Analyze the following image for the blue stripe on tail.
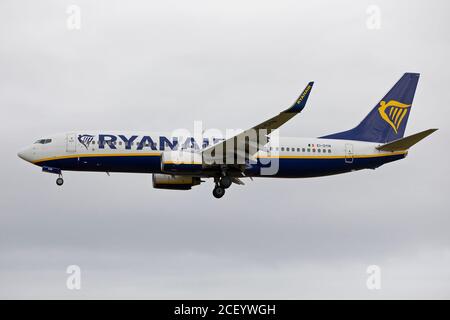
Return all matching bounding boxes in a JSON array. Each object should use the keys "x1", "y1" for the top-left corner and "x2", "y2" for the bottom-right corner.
[{"x1": 322, "y1": 73, "x2": 420, "y2": 143}]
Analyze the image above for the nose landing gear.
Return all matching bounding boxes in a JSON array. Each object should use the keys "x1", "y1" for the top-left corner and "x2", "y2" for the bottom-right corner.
[
  {"x1": 42, "y1": 166, "x2": 64, "y2": 186},
  {"x1": 56, "y1": 175, "x2": 64, "y2": 186}
]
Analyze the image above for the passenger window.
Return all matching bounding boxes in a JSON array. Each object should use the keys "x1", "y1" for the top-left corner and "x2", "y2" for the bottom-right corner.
[
  {"x1": 286, "y1": 147, "x2": 289, "y2": 151},
  {"x1": 312, "y1": 148, "x2": 316, "y2": 152},
  {"x1": 307, "y1": 148, "x2": 310, "y2": 152},
  {"x1": 281, "y1": 147, "x2": 285, "y2": 151},
  {"x1": 318, "y1": 149, "x2": 321, "y2": 153},
  {"x1": 302, "y1": 148, "x2": 305, "y2": 152},
  {"x1": 328, "y1": 149, "x2": 331, "y2": 153}
]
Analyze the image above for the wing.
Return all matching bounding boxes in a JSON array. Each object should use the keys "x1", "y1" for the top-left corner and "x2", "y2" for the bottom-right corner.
[{"x1": 202, "y1": 81, "x2": 314, "y2": 167}]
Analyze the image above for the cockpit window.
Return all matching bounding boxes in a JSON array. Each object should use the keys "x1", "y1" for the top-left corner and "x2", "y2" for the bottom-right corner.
[{"x1": 34, "y1": 139, "x2": 52, "y2": 144}]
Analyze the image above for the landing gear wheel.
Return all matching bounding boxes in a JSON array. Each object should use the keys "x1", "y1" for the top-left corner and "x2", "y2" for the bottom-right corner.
[
  {"x1": 220, "y1": 176, "x2": 232, "y2": 189},
  {"x1": 213, "y1": 186, "x2": 225, "y2": 199},
  {"x1": 56, "y1": 177, "x2": 64, "y2": 186}
]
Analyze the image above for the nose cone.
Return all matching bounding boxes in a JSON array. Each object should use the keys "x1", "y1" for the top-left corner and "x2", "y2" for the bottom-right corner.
[{"x1": 17, "y1": 147, "x2": 32, "y2": 162}]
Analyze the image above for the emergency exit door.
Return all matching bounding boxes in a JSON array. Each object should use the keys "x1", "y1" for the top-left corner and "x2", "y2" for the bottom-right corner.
[{"x1": 66, "y1": 133, "x2": 77, "y2": 152}]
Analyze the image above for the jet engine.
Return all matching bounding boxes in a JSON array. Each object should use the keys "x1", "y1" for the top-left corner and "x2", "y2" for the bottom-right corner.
[{"x1": 152, "y1": 173, "x2": 201, "y2": 190}]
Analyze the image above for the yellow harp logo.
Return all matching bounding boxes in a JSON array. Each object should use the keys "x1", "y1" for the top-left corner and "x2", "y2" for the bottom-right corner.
[{"x1": 378, "y1": 100, "x2": 411, "y2": 133}]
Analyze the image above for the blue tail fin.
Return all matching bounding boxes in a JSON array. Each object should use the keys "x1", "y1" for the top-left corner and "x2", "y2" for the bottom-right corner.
[{"x1": 322, "y1": 73, "x2": 420, "y2": 143}]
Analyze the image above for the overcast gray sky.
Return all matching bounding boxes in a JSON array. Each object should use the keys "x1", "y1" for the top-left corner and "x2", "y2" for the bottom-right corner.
[{"x1": 1, "y1": 0, "x2": 449, "y2": 299}]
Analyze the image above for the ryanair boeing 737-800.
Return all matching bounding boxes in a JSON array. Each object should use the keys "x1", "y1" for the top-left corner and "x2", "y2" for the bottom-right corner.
[{"x1": 18, "y1": 73, "x2": 436, "y2": 198}]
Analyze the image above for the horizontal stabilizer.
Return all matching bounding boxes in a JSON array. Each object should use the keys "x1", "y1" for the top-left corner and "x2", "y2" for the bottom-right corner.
[{"x1": 376, "y1": 129, "x2": 437, "y2": 152}]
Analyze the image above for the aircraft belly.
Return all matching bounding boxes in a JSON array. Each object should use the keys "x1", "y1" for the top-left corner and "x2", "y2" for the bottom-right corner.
[
  {"x1": 37, "y1": 155, "x2": 163, "y2": 173},
  {"x1": 251, "y1": 153, "x2": 405, "y2": 178}
]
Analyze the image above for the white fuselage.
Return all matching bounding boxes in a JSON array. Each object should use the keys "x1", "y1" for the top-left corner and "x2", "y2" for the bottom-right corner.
[{"x1": 17, "y1": 131, "x2": 407, "y2": 178}]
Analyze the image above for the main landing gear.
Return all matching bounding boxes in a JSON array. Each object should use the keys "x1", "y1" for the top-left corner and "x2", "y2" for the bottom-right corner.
[
  {"x1": 212, "y1": 175, "x2": 232, "y2": 199},
  {"x1": 212, "y1": 185, "x2": 225, "y2": 199},
  {"x1": 219, "y1": 175, "x2": 232, "y2": 189}
]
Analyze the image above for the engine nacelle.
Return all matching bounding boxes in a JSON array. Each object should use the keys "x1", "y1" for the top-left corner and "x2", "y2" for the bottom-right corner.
[
  {"x1": 152, "y1": 174, "x2": 201, "y2": 190},
  {"x1": 161, "y1": 151, "x2": 203, "y2": 174}
]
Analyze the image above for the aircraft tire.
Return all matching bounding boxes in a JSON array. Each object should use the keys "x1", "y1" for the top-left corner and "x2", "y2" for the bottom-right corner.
[
  {"x1": 213, "y1": 186, "x2": 225, "y2": 198},
  {"x1": 219, "y1": 176, "x2": 232, "y2": 189},
  {"x1": 56, "y1": 177, "x2": 64, "y2": 186}
]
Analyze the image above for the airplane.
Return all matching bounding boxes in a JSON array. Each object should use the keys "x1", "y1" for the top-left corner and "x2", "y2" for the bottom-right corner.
[{"x1": 18, "y1": 73, "x2": 437, "y2": 198}]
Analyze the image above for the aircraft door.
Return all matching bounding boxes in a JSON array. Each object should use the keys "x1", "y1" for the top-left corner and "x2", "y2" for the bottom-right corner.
[
  {"x1": 345, "y1": 143, "x2": 353, "y2": 163},
  {"x1": 66, "y1": 133, "x2": 77, "y2": 153}
]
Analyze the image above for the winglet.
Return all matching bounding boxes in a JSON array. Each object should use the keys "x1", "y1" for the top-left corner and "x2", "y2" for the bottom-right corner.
[
  {"x1": 376, "y1": 128, "x2": 438, "y2": 152},
  {"x1": 285, "y1": 81, "x2": 314, "y2": 113}
]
